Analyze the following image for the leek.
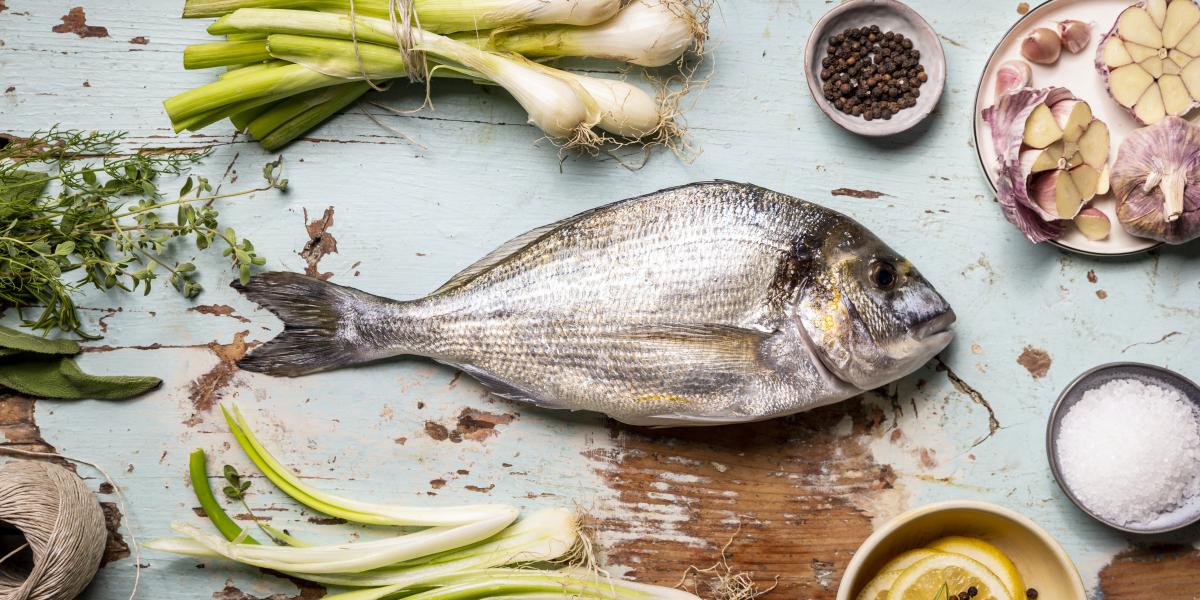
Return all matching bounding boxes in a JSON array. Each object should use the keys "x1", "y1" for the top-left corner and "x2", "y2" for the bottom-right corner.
[
  {"x1": 184, "y1": 0, "x2": 621, "y2": 34},
  {"x1": 224, "y1": 404, "x2": 517, "y2": 527}
]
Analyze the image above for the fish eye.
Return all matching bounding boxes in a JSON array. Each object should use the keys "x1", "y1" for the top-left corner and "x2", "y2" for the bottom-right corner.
[{"x1": 869, "y1": 260, "x2": 898, "y2": 291}]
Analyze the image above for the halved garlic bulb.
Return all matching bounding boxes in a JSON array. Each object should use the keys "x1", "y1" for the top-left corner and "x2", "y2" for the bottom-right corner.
[
  {"x1": 1097, "y1": 0, "x2": 1200, "y2": 124},
  {"x1": 1020, "y1": 97, "x2": 1110, "y2": 219}
]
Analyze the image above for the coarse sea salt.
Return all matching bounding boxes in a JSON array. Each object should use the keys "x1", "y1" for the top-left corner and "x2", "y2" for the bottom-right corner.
[{"x1": 1056, "y1": 378, "x2": 1200, "y2": 526}]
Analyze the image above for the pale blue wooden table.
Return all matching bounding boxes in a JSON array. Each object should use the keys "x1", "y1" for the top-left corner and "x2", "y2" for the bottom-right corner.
[{"x1": 1, "y1": 1, "x2": 1198, "y2": 598}]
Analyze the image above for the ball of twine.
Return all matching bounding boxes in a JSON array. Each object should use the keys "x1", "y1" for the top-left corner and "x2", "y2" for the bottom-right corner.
[{"x1": 0, "y1": 460, "x2": 106, "y2": 600}]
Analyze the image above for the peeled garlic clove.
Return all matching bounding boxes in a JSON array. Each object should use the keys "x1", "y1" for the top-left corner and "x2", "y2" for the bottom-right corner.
[
  {"x1": 995, "y1": 60, "x2": 1034, "y2": 96},
  {"x1": 1096, "y1": 0, "x2": 1200, "y2": 125},
  {"x1": 1023, "y1": 27, "x2": 1064, "y2": 64},
  {"x1": 1112, "y1": 115, "x2": 1200, "y2": 243},
  {"x1": 1023, "y1": 103, "x2": 1064, "y2": 148},
  {"x1": 1059, "y1": 20, "x2": 1092, "y2": 53},
  {"x1": 1074, "y1": 207, "x2": 1113, "y2": 240}
]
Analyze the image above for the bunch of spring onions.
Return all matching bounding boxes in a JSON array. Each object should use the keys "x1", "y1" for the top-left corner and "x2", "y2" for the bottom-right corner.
[
  {"x1": 167, "y1": 0, "x2": 708, "y2": 152},
  {"x1": 147, "y1": 404, "x2": 699, "y2": 599}
]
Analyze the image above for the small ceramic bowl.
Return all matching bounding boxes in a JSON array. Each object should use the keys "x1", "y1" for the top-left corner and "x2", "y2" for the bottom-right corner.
[
  {"x1": 1047, "y1": 362, "x2": 1200, "y2": 534},
  {"x1": 803, "y1": 0, "x2": 946, "y2": 137},
  {"x1": 837, "y1": 501, "x2": 1085, "y2": 600}
]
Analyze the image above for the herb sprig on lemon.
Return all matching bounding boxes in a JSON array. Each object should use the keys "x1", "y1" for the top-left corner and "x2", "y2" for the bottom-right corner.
[{"x1": 855, "y1": 537, "x2": 1023, "y2": 600}]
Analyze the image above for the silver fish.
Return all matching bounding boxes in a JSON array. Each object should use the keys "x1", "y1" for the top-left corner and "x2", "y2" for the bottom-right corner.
[{"x1": 235, "y1": 182, "x2": 955, "y2": 426}]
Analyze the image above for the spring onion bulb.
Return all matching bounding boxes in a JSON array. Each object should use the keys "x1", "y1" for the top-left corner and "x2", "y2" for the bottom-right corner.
[
  {"x1": 419, "y1": 33, "x2": 600, "y2": 140},
  {"x1": 484, "y1": 0, "x2": 704, "y2": 67},
  {"x1": 300, "y1": 508, "x2": 580, "y2": 587},
  {"x1": 224, "y1": 405, "x2": 517, "y2": 527},
  {"x1": 184, "y1": 0, "x2": 621, "y2": 34},
  {"x1": 322, "y1": 568, "x2": 702, "y2": 600},
  {"x1": 517, "y1": 57, "x2": 664, "y2": 139}
]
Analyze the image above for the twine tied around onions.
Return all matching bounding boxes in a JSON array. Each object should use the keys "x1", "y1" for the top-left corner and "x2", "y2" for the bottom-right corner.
[{"x1": 0, "y1": 448, "x2": 139, "y2": 600}]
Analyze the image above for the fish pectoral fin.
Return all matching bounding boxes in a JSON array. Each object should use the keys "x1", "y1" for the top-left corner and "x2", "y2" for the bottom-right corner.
[
  {"x1": 450, "y1": 364, "x2": 565, "y2": 409},
  {"x1": 615, "y1": 324, "x2": 771, "y2": 372},
  {"x1": 625, "y1": 412, "x2": 763, "y2": 428}
]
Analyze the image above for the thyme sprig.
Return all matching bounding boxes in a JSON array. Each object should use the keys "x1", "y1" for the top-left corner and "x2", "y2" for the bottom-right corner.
[{"x1": 0, "y1": 127, "x2": 287, "y2": 337}]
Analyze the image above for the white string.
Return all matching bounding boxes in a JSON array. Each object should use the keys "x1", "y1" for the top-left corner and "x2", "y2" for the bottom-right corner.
[{"x1": 0, "y1": 446, "x2": 140, "y2": 600}]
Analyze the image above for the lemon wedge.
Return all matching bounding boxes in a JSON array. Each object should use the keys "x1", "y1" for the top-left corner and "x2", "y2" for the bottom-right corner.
[
  {"x1": 926, "y1": 536, "x2": 1024, "y2": 598},
  {"x1": 856, "y1": 569, "x2": 902, "y2": 600},
  {"x1": 887, "y1": 553, "x2": 1013, "y2": 600}
]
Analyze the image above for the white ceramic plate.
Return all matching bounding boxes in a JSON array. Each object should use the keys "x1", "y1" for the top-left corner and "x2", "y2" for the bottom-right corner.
[{"x1": 974, "y1": 0, "x2": 1164, "y2": 256}]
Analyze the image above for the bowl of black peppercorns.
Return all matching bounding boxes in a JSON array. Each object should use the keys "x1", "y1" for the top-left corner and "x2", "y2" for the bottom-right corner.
[{"x1": 804, "y1": 0, "x2": 946, "y2": 137}]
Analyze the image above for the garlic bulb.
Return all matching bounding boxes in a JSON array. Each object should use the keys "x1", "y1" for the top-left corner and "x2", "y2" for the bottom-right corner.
[
  {"x1": 983, "y1": 87, "x2": 1111, "y2": 242},
  {"x1": 1096, "y1": 0, "x2": 1200, "y2": 125},
  {"x1": 995, "y1": 60, "x2": 1033, "y2": 95},
  {"x1": 1111, "y1": 115, "x2": 1200, "y2": 243}
]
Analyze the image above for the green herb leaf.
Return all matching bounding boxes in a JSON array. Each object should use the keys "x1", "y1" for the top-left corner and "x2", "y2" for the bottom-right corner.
[
  {"x1": 0, "y1": 325, "x2": 81, "y2": 355},
  {"x1": 223, "y1": 485, "x2": 240, "y2": 500},
  {"x1": 933, "y1": 583, "x2": 949, "y2": 600},
  {"x1": 0, "y1": 169, "x2": 48, "y2": 204},
  {"x1": 0, "y1": 355, "x2": 160, "y2": 399}
]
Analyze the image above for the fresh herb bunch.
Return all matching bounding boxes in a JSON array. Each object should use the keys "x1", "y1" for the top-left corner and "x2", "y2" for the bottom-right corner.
[{"x1": 0, "y1": 127, "x2": 287, "y2": 337}]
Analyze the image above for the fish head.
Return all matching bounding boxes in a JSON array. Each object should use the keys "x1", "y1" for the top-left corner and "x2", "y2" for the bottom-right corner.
[{"x1": 795, "y1": 226, "x2": 955, "y2": 391}]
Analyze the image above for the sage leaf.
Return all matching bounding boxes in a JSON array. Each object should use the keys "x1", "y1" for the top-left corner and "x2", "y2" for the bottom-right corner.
[
  {"x1": 0, "y1": 325, "x2": 81, "y2": 355},
  {"x1": 0, "y1": 356, "x2": 160, "y2": 399},
  {"x1": 0, "y1": 169, "x2": 48, "y2": 206}
]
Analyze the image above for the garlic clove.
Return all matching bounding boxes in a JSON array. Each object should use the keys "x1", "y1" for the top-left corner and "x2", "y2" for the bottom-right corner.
[
  {"x1": 1124, "y1": 41, "x2": 1160, "y2": 62},
  {"x1": 1159, "y1": 73, "x2": 1192, "y2": 112},
  {"x1": 1163, "y1": 59, "x2": 1182, "y2": 74},
  {"x1": 1169, "y1": 48, "x2": 1192, "y2": 68},
  {"x1": 995, "y1": 60, "x2": 1034, "y2": 96},
  {"x1": 1097, "y1": 165, "x2": 1112, "y2": 195},
  {"x1": 1070, "y1": 164, "x2": 1102, "y2": 205},
  {"x1": 1142, "y1": 55, "x2": 1166, "y2": 77},
  {"x1": 1021, "y1": 142, "x2": 1063, "y2": 174},
  {"x1": 1024, "y1": 103, "x2": 1064, "y2": 148},
  {"x1": 1119, "y1": 6, "x2": 1165, "y2": 47},
  {"x1": 1176, "y1": 21, "x2": 1200, "y2": 53},
  {"x1": 1077, "y1": 120, "x2": 1110, "y2": 169},
  {"x1": 1059, "y1": 20, "x2": 1092, "y2": 53},
  {"x1": 1180, "y1": 55, "x2": 1200, "y2": 96},
  {"x1": 1109, "y1": 63, "x2": 1156, "y2": 107},
  {"x1": 1022, "y1": 28, "x2": 1063, "y2": 64},
  {"x1": 1164, "y1": 0, "x2": 1200, "y2": 47},
  {"x1": 1051, "y1": 99, "x2": 1093, "y2": 142},
  {"x1": 1104, "y1": 38, "x2": 1134, "y2": 67},
  {"x1": 1135, "y1": 83, "x2": 1167, "y2": 123},
  {"x1": 1074, "y1": 208, "x2": 1112, "y2": 240},
  {"x1": 1150, "y1": 0, "x2": 1169, "y2": 29}
]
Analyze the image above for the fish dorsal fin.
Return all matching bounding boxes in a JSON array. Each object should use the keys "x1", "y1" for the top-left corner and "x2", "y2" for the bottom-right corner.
[
  {"x1": 616, "y1": 324, "x2": 772, "y2": 372},
  {"x1": 431, "y1": 206, "x2": 607, "y2": 296}
]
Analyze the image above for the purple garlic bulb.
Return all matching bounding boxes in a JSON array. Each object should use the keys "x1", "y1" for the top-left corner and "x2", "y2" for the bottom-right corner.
[{"x1": 1112, "y1": 116, "x2": 1200, "y2": 244}]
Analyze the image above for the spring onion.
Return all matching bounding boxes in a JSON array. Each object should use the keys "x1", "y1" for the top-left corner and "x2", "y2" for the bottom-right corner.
[
  {"x1": 183, "y1": 0, "x2": 622, "y2": 34},
  {"x1": 322, "y1": 568, "x2": 701, "y2": 600},
  {"x1": 224, "y1": 404, "x2": 517, "y2": 527},
  {"x1": 184, "y1": 39, "x2": 271, "y2": 69}
]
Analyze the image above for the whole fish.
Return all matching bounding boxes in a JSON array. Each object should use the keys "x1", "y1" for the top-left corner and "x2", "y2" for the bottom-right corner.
[{"x1": 235, "y1": 182, "x2": 955, "y2": 426}]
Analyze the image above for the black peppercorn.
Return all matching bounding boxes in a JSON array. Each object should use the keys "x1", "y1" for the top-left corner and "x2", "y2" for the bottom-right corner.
[
  {"x1": 819, "y1": 25, "x2": 926, "y2": 120},
  {"x1": 1025, "y1": 589, "x2": 1038, "y2": 599},
  {"x1": 968, "y1": 587, "x2": 978, "y2": 598}
]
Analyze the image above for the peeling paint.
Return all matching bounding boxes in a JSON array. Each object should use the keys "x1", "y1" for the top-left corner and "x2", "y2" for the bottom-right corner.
[
  {"x1": 129, "y1": 36, "x2": 149, "y2": 45},
  {"x1": 211, "y1": 576, "x2": 325, "y2": 600},
  {"x1": 934, "y1": 357, "x2": 1000, "y2": 447},
  {"x1": 186, "y1": 331, "x2": 251, "y2": 425},
  {"x1": 300, "y1": 207, "x2": 338, "y2": 281},
  {"x1": 52, "y1": 7, "x2": 109, "y2": 38},
  {"x1": 424, "y1": 409, "x2": 515, "y2": 443},
  {"x1": 190, "y1": 304, "x2": 252, "y2": 323},
  {"x1": 831, "y1": 188, "x2": 886, "y2": 199},
  {"x1": 99, "y1": 502, "x2": 130, "y2": 566},
  {"x1": 1017, "y1": 346, "x2": 1052, "y2": 379},
  {"x1": 1098, "y1": 545, "x2": 1200, "y2": 597}
]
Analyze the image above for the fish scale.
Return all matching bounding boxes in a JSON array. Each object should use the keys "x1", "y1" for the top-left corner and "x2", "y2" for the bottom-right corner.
[{"x1": 235, "y1": 182, "x2": 955, "y2": 426}]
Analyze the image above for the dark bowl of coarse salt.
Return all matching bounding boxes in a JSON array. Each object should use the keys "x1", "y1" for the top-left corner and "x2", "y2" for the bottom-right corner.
[
  {"x1": 1047, "y1": 363, "x2": 1200, "y2": 534},
  {"x1": 803, "y1": 0, "x2": 946, "y2": 137}
]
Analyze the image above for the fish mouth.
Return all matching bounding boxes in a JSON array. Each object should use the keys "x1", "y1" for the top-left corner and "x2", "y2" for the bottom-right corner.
[{"x1": 914, "y1": 308, "x2": 957, "y2": 341}]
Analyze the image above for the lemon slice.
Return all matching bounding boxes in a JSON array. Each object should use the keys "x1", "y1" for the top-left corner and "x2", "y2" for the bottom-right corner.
[
  {"x1": 926, "y1": 536, "x2": 1024, "y2": 598},
  {"x1": 880, "y1": 548, "x2": 942, "y2": 574},
  {"x1": 887, "y1": 553, "x2": 1013, "y2": 600},
  {"x1": 856, "y1": 569, "x2": 902, "y2": 600}
]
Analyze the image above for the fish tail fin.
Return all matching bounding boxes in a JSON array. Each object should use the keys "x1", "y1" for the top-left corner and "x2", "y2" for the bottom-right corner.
[{"x1": 232, "y1": 272, "x2": 403, "y2": 377}]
